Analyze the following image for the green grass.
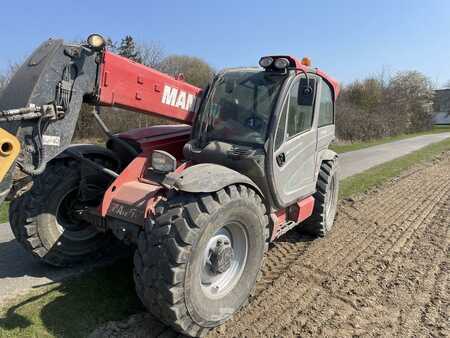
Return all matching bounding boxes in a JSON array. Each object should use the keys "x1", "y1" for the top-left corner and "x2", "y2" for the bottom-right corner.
[
  {"x1": 0, "y1": 135, "x2": 449, "y2": 338},
  {"x1": 0, "y1": 258, "x2": 142, "y2": 338},
  {"x1": 331, "y1": 125, "x2": 450, "y2": 154}
]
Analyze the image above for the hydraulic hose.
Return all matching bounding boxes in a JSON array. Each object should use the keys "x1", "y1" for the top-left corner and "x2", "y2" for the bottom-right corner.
[{"x1": 17, "y1": 117, "x2": 48, "y2": 176}]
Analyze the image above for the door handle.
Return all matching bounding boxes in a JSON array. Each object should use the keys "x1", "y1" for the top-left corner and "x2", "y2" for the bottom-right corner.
[{"x1": 276, "y1": 153, "x2": 286, "y2": 167}]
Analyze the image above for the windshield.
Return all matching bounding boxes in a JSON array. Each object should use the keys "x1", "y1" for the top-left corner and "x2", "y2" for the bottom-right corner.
[{"x1": 197, "y1": 70, "x2": 286, "y2": 146}]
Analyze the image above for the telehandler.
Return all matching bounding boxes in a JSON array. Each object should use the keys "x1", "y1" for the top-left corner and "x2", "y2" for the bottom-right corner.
[{"x1": 0, "y1": 34, "x2": 340, "y2": 336}]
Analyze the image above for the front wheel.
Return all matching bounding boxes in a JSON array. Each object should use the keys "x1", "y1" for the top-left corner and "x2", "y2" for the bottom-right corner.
[
  {"x1": 9, "y1": 155, "x2": 117, "y2": 267},
  {"x1": 133, "y1": 185, "x2": 269, "y2": 337}
]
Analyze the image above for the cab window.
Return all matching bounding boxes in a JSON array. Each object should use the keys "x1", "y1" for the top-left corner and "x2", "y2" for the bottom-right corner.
[
  {"x1": 318, "y1": 81, "x2": 334, "y2": 127},
  {"x1": 274, "y1": 100, "x2": 288, "y2": 149},
  {"x1": 287, "y1": 77, "x2": 316, "y2": 138}
]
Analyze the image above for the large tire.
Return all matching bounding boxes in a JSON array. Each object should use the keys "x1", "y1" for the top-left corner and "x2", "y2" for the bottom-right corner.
[
  {"x1": 9, "y1": 156, "x2": 116, "y2": 267},
  {"x1": 134, "y1": 184, "x2": 269, "y2": 337},
  {"x1": 301, "y1": 159, "x2": 339, "y2": 237}
]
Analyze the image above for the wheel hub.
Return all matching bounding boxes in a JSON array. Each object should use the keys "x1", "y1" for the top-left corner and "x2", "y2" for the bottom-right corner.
[
  {"x1": 201, "y1": 223, "x2": 248, "y2": 299},
  {"x1": 209, "y1": 240, "x2": 234, "y2": 274}
]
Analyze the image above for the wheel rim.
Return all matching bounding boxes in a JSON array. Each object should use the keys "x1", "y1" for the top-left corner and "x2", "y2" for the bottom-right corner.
[
  {"x1": 56, "y1": 186, "x2": 100, "y2": 243},
  {"x1": 201, "y1": 222, "x2": 248, "y2": 300}
]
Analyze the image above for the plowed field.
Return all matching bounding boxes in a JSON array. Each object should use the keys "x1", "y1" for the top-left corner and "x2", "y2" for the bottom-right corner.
[{"x1": 90, "y1": 153, "x2": 450, "y2": 338}]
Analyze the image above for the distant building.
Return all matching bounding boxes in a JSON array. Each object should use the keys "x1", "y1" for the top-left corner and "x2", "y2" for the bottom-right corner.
[{"x1": 432, "y1": 89, "x2": 450, "y2": 125}]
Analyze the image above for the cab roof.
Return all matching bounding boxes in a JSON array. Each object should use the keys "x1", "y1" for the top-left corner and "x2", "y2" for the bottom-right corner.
[{"x1": 264, "y1": 55, "x2": 340, "y2": 99}]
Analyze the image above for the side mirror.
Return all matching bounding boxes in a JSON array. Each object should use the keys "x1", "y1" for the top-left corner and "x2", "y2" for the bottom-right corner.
[{"x1": 298, "y1": 78, "x2": 315, "y2": 106}]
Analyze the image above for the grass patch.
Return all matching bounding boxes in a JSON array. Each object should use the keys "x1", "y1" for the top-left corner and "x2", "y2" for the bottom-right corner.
[
  {"x1": 339, "y1": 136, "x2": 450, "y2": 199},
  {"x1": 331, "y1": 125, "x2": 450, "y2": 154},
  {"x1": 0, "y1": 258, "x2": 142, "y2": 338}
]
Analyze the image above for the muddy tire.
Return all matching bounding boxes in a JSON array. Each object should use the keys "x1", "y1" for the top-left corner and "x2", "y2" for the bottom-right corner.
[
  {"x1": 9, "y1": 156, "x2": 116, "y2": 267},
  {"x1": 134, "y1": 185, "x2": 269, "y2": 337},
  {"x1": 301, "y1": 159, "x2": 339, "y2": 237}
]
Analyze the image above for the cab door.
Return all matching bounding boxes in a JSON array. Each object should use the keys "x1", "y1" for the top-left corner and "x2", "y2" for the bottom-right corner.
[{"x1": 269, "y1": 75, "x2": 319, "y2": 207}]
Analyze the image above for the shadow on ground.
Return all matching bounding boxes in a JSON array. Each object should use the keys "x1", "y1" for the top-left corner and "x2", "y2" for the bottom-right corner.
[
  {"x1": 0, "y1": 230, "x2": 316, "y2": 338},
  {"x1": 0, "y1": 257, "x2": 160, "y2": 338},
  {"x1": 0, "y1": 239, "x2": 63, "y2": 279}
]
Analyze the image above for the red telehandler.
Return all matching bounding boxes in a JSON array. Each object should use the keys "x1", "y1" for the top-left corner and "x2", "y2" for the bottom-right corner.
[{"x1": 0, "y1": 34, "x2": 340, "y2": 336}]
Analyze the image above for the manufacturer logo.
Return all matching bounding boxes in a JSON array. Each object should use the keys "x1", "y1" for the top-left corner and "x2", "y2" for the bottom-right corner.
[
  {"x1": 161, "y1": 85, "x2": 198, "y2": 112},
  {"x1": 109, "y1": 201, "x2": 144, "y2": 225}
]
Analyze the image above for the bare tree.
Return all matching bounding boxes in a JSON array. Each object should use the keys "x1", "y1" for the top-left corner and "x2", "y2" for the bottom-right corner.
[
  {"x1": 387, "y1": 71, "x2": 433, "y2": 131},
  {"x1": 0, "y1": 73, "x2": 7, "y2": 93},
  {"x1": 0, "y1": 63, "x2": 20, "y2": 94},
  {"x1": 158, "y1": 55, "x2": 214, "y2": 88},
  {"x1": 117, "y1": 35, "x2": 142, "y2": 63},
  {"x1": 136, "y1": 41, "x2": 164, "y2": 68},
  {"x1": 336, "y1": 70, "x2": 433, "y2": 141}
]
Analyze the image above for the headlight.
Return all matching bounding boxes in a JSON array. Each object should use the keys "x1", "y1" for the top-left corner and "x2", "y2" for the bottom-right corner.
[
  {"x1": 87, "y1": 33, "x2": 106, "y2": 50},
  {"x1": 259, "y1": 56, "x2": 274, "y2": 68},
  {"x1": 151, "y1": 150, "x2": 177, "y2": 173},
  {"x1": 274, "y1": 57, "x2": 289, "y2": 69}
]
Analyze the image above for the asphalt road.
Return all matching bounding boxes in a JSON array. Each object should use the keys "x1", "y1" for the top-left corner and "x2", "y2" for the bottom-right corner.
[
  {"x1": 0, "y1": 225, "x2": 106, "y2": 304},
  {"x1": 339, "y1": 133, "x2": 450, "y2": 178},
  {"x1": 0, "y1": 132, "x2": 449, "y2": 305}
]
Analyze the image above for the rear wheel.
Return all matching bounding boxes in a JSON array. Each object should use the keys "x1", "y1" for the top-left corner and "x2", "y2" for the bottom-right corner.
[
  {"x1": 134, "y1": 185, "x2": 269, "y2": 337},
  {"x1": 301, "y1": 159, "x2": 339, "y2": 237},
  {"x1": 9, "y1": 155, "x2": 117, "y2": 267}
]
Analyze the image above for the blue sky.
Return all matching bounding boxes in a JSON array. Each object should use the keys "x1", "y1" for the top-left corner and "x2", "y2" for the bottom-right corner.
[{"x1": 1, "y1": 0, "x2": 449, "y2": 86}]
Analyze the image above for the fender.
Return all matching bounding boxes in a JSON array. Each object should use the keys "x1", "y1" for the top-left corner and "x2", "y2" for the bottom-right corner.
[
  {"x1": 52, "y1": 144, "x2": 121, "y2": 171},
  {"x1": 320, "y1": 149, "x2": 338, "y2": 162},
  {"x1": 165, "y1": 163, "x2": 263, "y2": 196}
]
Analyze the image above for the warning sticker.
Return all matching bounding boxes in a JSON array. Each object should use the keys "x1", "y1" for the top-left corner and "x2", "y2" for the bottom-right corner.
[{"x1": 43, "y1": 135, "x2": 61, "y2": 146}]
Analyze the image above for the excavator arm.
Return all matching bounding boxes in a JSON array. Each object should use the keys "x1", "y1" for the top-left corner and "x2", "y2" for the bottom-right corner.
[{"x1": 0, "y1": 37, "x2": 202, "y2": 205}]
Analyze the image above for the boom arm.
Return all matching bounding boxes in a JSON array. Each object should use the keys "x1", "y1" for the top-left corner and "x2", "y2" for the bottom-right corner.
[{"x1": 98, "y1": 51, "x2": 202, "y2": 123}]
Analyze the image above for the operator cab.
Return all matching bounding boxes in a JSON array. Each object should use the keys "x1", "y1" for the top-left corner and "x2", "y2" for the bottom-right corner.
[{"x1": 185, "y1": 56, "x2": 337, "y2": 210}]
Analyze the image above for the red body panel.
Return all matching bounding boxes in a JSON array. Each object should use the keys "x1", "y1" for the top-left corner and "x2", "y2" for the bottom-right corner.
[
  {"x1": 100, "y1": 126, "x2": 190, "y2": 222},
  {"x1": 271, "y1": 196, "x2": 315, "y2": 240},
  {"x1": 296, "y1": 196, "x2": 315, "y2": 223},
  {"x1": 316, "y1": 69, "x2": 340, "y2": 98},
  {"x1": 118, "y1": 124, "x2": 191, "y2": 146},
  {"x1": 98, "y1": 52, "x2": 202, "y2": 124}
]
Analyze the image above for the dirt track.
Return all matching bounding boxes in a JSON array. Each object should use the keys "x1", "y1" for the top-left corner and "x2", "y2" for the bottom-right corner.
[{"x1": 90, "y1": 152, "x2": 450, "y2": 338}]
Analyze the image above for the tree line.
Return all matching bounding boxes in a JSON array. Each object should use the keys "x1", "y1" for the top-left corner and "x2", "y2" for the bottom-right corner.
[
  {"x1": 0, "y1": 35, "x2": 440, "y2": 142},
  {"x1": 336, "y1": 71, "x2": 434, "y2": 141}
]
